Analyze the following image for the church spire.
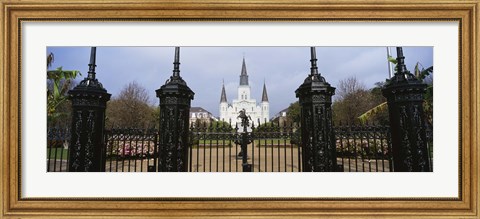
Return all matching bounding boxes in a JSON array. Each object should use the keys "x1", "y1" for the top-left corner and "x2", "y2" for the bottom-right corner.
[
  {"x1": 262, "y1": 81, "x2": 268, "y2": 102},
  {"x1": 220, "y1": 80, "x2": 227, "y2": 103},
  {"x1": 239, "y1": 57, "x2": 249, "y2": 86}
]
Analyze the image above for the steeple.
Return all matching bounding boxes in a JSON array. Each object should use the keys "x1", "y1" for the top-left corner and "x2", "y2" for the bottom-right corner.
[
  {"x1": 239, "y1": 57, "x2": 249, "y2": 86},
  {"x1": 220, "y1": 80, "x2": 227, "y2": 103},
  {"x1": 262, "y1": 81, "x2": 268, "y2": 102}
]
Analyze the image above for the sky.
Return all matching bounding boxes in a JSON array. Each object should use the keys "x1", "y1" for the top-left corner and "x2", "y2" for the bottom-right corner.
[{"x1": 46, "y1": 47, "x2": 433, "y2": 117}]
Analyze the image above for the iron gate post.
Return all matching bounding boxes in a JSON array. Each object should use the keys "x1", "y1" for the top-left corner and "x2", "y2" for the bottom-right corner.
[
  {"x1": 156, "y1": 47, "x2": 195, "y2": 172},
  {"x1": 382, "y1": 47, "x2": 431, "y2": 172},
  {"x1": 295, "y1": 47, "x2": 337, "y2": 172},
  {"x1": 67, "y1": 47, "x2": 111, "y2": 172}
]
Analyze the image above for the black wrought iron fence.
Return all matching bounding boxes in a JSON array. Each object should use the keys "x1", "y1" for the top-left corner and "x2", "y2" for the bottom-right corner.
[
  {"x1": 104, "y1": 128, "x2": 158, "y2": 172},
  {"x1": 334, "y1": 122, "x2": 433, "y2": 172},
  {"x1": 47, "y1": 127, "x2": 159, "y2": 172},
  {"x1": 188, "y1": 123, "x2": 238, "y2": 172},
  {"x1": 251, "y1": 122, "x2": 302, "y2": 172},
  {"x1": 47, "y1": 122, "x2": 433, "y2": 172},
  {"x1": 334, "y1": 123, "x2": 393, "y2": 172},
  {"x1": 425, "y1": 125, "x2": 433, "y2": 170},
  {"x1": 188, "y1": 120, "x2": 302, "y2": 172},
  {"x1": 47, "y1": 127, "x2": 70, "y2": 172}
]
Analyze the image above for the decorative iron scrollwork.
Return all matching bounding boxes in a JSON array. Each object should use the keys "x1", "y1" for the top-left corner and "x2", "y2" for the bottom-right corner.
[
  {"x1": 67, "y1": 47, "x2": 111, "y2": 172},
  {"x1": 382, "y1": 47, "x2": 431, "y2": 172}
]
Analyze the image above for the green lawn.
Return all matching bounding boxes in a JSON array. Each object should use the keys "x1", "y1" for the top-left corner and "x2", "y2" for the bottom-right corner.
[
  {"x1": 254, "y1": 139, "x2": 297, "y2": 146},
  {"x1": 47, "y1": 148, "x2": 68, "y2": 160},
  {"x1": 253, "y1": 138, "x2": 298, "y2": 147},
  {"x1": 196, "y1": 139, "x2": 233, "y2": 144},
  {"x1": 193, "y1": 139, "x2": 297, "y2": 146},
  {"x1": 191, "y1": 139, "x2": 234, "y2": 148}
]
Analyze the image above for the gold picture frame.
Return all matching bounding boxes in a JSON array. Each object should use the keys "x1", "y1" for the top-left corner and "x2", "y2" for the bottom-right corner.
[{"x1": 1, "y1": 0, "x2": 478, "y2": 218}]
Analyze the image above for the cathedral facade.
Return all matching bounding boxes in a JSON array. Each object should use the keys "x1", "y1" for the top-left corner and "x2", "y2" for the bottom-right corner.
[{"x1": 219, "y1": 58, "x2": 269, "y2": 127}]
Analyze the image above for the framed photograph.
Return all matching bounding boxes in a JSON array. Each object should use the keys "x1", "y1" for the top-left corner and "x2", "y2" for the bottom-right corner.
[{"x1": 1, "y1": 0, "x2": 478, "y2": 218}]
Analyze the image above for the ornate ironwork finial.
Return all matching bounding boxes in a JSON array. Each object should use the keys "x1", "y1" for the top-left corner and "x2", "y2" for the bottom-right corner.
[
  {"x1": 87, "y1": 47, "x2": 96, "y2": 80},
  {"x1": 295, "y1": 46, "x2": 336, "y2": 172},
  {"x1": 173, "y1": 47, "x2": 180, "y2": 77},
  {"x1": 310, "y1": 47, "x2": 319, "y2": 76},
  {"x1": 382, "y1": 46, "x2": 430, "y2": 172},
  {"x1": 396, "y1": 47, "x2": 408, "y2": 75},
  {"x1": 67, "y1": 46, "x2": 111, "y2": 172},
  {"x1": 76, "y1": 46, "x2": 104, "y2": 89},
  {"x1": 238, "y1": 109, "x2": 251, "y2": 130}
]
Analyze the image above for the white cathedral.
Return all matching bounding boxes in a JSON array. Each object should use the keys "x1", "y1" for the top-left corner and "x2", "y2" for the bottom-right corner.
[{"x1": 219, "y1": 58, "x2": 270, "y2": 127}]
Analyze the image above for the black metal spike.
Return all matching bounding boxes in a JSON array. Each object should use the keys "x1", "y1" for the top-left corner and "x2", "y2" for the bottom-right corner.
[
  {"x1": 310, "y1": 47, "x2": 319, "y2": 76},
  {"x1": 173, "y1": 47, "x2": 180, "y2": 77},
  {"x1": 396, "y1": 47, "x2": 408, "y2": 75},
  {"x1": 87, "y1": 47, "x2": 96, "y2": 80}
]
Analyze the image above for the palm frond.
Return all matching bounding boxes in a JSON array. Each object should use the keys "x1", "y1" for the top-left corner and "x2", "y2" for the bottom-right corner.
[
  {"x1": 358, "y1": 102, "x2": 388, "y2": 124},
  {"x1": 387, "y1": 55, "x2": 397, "y2": 64}
]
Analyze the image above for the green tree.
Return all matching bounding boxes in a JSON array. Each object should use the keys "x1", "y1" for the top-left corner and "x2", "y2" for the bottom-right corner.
[
  {"x1": 415, "y1": 63, "x2": 433, "y2": 127},
  {"x1": 356, "y1": 82, "x2": 389, "y2": 125},
  {"x1": 151, "y1": 106, "x2": 160, "y2": 127},
  {"x1": 207, "y1": 120, "x2": 233, "y2": 132},
  {"x1": 47, "y1": 52, "x2": 81, "y2": 126},
  {"x1": 254, "y1": 122, "x2": 280, "y2": 132},
  {"x1": 286, "y1": 101, "x2": 300, "y2": 124},
  {"x1": 106, "y1": 81, "x2": 156, "y2": 128},
  {"x1": 332, "y1": 76, "x2": 379, "y2": 124}
]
